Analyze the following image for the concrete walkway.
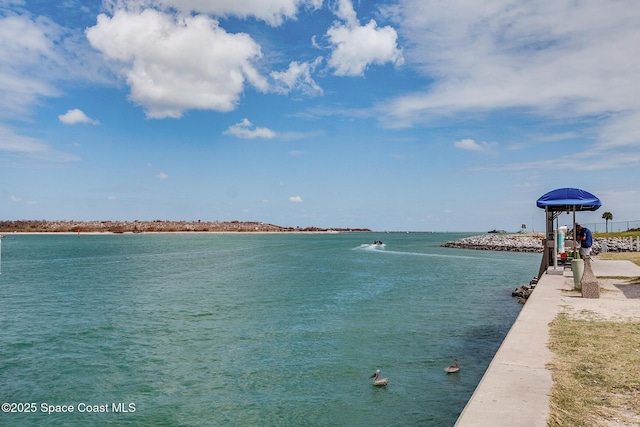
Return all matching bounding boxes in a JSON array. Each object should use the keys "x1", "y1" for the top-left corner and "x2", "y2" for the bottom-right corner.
[{"x1": 454, "y1": 259, "x2": 640, "y2": 427}]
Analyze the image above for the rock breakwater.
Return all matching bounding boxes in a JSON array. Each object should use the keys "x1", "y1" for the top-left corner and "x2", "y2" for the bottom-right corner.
[
  {"x1": 441, "y1": 234, "x2": 640, "y2": 254},
  {"x1": 441, "y1": 234, "x2": 544, "y2": 252}
]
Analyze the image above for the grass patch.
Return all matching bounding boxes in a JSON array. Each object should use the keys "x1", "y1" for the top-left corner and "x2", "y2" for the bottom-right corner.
[
  {"x1": 547, "y1": 313, "x2": 640, "y2": 426},
  {"x1": 597, "y1": 252, "x2": 640, "y2": 268},
  {"x1": 593, "y1": 231, "x2": 640, "y2": 239}
]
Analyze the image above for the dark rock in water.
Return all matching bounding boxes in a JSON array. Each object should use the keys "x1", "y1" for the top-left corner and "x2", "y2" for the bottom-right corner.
[{"x1": 512, "y1": 285, "x2": 532, "y2": 303}]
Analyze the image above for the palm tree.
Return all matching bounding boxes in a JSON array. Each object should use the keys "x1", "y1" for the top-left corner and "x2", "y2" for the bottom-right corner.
[{"x1": 602, "y1": 211, "x2": 613, "y2": 233}]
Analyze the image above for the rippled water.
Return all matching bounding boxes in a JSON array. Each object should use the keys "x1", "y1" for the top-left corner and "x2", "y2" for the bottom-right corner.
[{"x1": 0, "y1": 233, "x2": 539, "y2": 426}]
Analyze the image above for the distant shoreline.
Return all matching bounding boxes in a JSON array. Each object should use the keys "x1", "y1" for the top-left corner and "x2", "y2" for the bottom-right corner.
[
  {"x1": 2, "y1": 230, "x2": 342, "y2": 235},
  {"x1": 0, "y1": 220, "x2": 371, "y2": 234}
]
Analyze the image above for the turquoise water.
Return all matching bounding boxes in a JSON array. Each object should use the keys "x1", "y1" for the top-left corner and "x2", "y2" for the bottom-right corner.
[{"x1": 0, "y1": 233, "x2": 539, "y2": 426}]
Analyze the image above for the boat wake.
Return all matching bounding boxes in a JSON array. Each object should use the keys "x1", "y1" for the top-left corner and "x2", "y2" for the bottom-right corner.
[
  {"x1": 356, "y1": 243, "x2": 386, "y2": 251},
  {"x1": 354, "y1": 244, "x2": 479, "y2": 260}
]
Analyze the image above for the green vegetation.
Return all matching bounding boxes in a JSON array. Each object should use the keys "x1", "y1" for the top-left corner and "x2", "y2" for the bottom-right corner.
[
  {"x1": 593, "y1": 231, "x2": 640, "y2": 239},
  {"x1": 597, "y1": 252, "x2": 640, "y2": 268},
  {"x1": 601, "y1": 211, "x2": 613, "y2": 233}
]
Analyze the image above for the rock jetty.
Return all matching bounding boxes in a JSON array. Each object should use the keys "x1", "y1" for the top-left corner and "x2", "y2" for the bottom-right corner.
[
  {"x1": 441, "y1": 234, "x2": 544, "y2": 252},
  {"x1": 441, "y1": 234, "x2": 640, "y2": 254}
]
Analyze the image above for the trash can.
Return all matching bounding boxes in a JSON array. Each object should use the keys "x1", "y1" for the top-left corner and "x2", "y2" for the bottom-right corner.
[{"x1": 572, "y1": 258, "x2": 584, "y2": 289}]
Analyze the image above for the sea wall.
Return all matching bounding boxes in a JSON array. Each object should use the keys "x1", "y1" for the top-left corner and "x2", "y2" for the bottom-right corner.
[{"x1": 441, "y1": 234, "x2": 640, "y2": 254}]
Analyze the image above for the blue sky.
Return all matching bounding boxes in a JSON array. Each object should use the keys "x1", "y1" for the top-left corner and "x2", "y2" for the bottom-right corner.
[{"x1": 1, "y1": 0, "x2": 639, "y2": 232}]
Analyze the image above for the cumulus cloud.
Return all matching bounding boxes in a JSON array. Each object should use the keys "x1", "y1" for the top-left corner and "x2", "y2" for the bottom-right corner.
[
  {"x1": 223, "y1": 118, "x2": 277, "y2": 139},
  {"x1": 333, "y1": 0, "x2": 358, "y2": 26},
  {"x1": 289, "y1": 195, "x2": 304, "y2": 202},
  {"x1": 58, "y1": 109, "x2": 100, "y2": 125},
  {"x1": 86, "y1": 9, "x2": 267, "y2": 118},
  {"x1": 103, "y1": 0, "x2": 323, "y2": 26},
  {"x1": 156, "y1": 172, "x2": 169, "y2": 179},
  {"x1": 270, "y1": 57, "x2": 323, "y2": 95},
  {"x1": 326, "y1": 0, "x2": 403, "y2": 76},
  {"x1": 454, "y1": 138, "x2": 494, "y2": 151}
]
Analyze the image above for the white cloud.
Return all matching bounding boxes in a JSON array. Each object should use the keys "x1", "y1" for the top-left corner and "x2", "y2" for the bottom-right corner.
[
  {"x1": 289, "y1": 195, "x2": 304, "y2": 202},
  {"x1": 104, "y1": 0, "x2": 323, "y2": 26},
  {"x1": 86, "y1": 9, "x2": 268, "y2": 118},
  {"x1": 454, "y1": 138, "x2": 494, "y2": 152},
  {"x1": 58, "y1": 109, "x2": 100, "y2": 125},
  {"x1": 223, "y1": 118, "x2": 276, "y2": 139},
  {"x1": 333, "y1": 0, "x2": 358, "y2": 26},
  {"x1": 0, "y1": 124, "x2": 80, "y2": 161},
  {"x1": 0, "y1": 15, "x2": 62, "y2": 119},
  {"x1": 383, "y1": 0, "x2": 640, "y2": 126},
  {"x1": 11, "y1": 195, "x2": 22, "y2": 202},
  {"x1": 372, "y1": 0, "x2": 640, "y2": 175},
  {"x1": 270, "y1": 57, "x2": 323, "y2": 95},
  {"x1": 156, "y1": 172, "x2": 169, "y2": 179},
  {"x1": 0, "y1": 125, "x2": 49, "y2": 153},
  {"x1": 594, "y1": 111, "x2": 640, "y2": 151},
  {"x1": 0, "y1": 12, "x2": 109, "y2": 121},
  {"x1": 326, "y1": 0, "x2": 403, "y2": 76}
]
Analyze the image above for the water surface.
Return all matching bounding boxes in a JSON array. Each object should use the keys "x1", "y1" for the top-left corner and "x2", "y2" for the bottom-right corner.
[{"x1": 0, "y1": 233, "x2": 539, "y2": 426}]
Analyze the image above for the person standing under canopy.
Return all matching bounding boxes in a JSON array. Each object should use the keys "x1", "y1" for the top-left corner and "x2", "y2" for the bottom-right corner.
[{"x1": 576, "y1": 223, "x2": 593, "y2": 259}]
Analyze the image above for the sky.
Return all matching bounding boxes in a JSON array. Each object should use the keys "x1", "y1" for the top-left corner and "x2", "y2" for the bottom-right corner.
[{"x1": 1, "y1": 0, "x2": 639, "y2": 232}]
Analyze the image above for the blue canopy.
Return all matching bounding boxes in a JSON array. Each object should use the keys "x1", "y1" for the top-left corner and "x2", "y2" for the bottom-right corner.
[{"x1": 536, "y1": 187, "x2": 601, "y2": 212}]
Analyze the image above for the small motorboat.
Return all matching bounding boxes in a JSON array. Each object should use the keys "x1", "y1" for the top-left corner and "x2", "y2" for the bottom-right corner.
[{"x1": 373, "y1": 240, "x2": 383, "y2": 245}]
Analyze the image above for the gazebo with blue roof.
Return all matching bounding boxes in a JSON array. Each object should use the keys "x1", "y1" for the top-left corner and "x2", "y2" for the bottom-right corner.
[{"x1": 536, "y1": 187, "x2": 601, "y2": 274}]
